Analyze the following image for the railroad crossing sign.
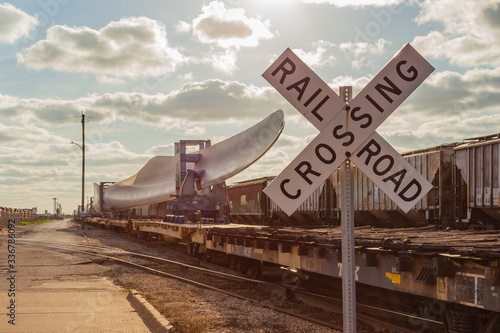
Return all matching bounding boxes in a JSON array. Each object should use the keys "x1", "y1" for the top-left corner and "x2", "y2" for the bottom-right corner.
[{"x1": 263, "y1": 43, "x2": 434, "y2": 216}]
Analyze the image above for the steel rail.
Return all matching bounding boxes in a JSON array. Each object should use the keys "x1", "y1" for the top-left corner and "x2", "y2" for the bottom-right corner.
[
  {"x1": 291, "y1": 289, "x2": 444, "y2": 333},
  {"x1": 18, "y1": 239, "x2": 265, "y2": 284}
]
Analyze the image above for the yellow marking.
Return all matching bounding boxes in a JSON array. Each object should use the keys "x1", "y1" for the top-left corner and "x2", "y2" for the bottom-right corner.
[{"x1": 386, "y1": 272, "x2": 401, "y2": 284}]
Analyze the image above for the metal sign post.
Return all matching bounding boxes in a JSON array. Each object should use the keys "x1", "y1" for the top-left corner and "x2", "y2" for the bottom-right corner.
[
  {"x1": 339, "y1": 87, "x2": 356, "y2": 332},
  {"x1": 341, "y1": 156, "x2": 356, "y2": 331}
]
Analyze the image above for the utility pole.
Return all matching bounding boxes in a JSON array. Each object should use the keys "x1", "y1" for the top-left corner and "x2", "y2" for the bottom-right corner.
[
  {"x1": 81, "y1": 111, "x2": 85, "y2": 230},
  {"x1": 71, "y1": 111, "x2": 86, "y2": 230}
]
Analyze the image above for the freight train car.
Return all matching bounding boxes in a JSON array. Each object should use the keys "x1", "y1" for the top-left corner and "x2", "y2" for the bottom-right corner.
[
  {"x1": 328, "y1": 133, "x2": 500, "y2": 229},
  {"x1": 86, "y1": 216, "x2": 500, "y2": 333},
  {"x1": 94, "y1": 133, "x2": 500, "y2": 229},
  {"x1": 330, "y1": 143, "x2": 457, "y2": 228},
  {"x1": 226, "y1": 133, "x2": 500, "y2": 228},
  {"x1": 228, "y1": 177, "x2": 335, "y2": 226},
  {"x1": 227, "y1": 177, "x2": 273, "y2": 224},
  {"x1": 455, "y1": 134, "x2": 500, "y2": 226}
]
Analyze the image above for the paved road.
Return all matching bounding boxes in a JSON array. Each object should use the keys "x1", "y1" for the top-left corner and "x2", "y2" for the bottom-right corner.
[{"x1": 0, "y1": 219, "x2": 151, "y2": 332}]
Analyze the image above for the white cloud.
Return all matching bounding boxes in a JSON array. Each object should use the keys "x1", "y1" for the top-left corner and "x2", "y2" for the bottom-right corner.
[
  {"x1": 413, "y1": 0, "x2": 500, "y2": 67},
  {"x1": 208, "y1": 49, "x2": 238, "y2": 74},
  {"x1": 146, "y1": 144, "x2": 175, "y2": 156},
  {"x1": 96, "y1": 75, "x2": 126, "y2": 84},
  {"x1": 408, "y1": 67, "x2": 500, "y2": 118},
  {"x1": 17, "y1": 16, "x2": 186, "y2": 78},
  {"x1": 376, "y1": 65, "x2": 500, "y2": 151},
  {"x1": 178, "y1": 72, "x2": 194, "y2": 81},
  {"x1": 275, "y1": 133, "x2": 316, "y2": 150},
  {"x1": 0, "y1": 3, "x2": 38, "y2": 43},
  {"x1": 0, "y1": 121, "x2": 150, "y2": 211},
  {"x1": 175, "y1": 20, "x2": 191, "y2": 33},
  {"x1": 0, "y1": 79, "x2": 284, "y2": 127},
  {"x1": 179, "y1": 1, "x2": 276, "y2": 74},
  {"x1": 288, "y1": 39, "x2": 389, "y2": 71},
  {"x1": 339, "y1": 39, "x2": 390, "y2": 69},
  {"x1": 185, "y1": 126, "x2": 206, "y2": 135},
  {"x1": 190, "y1": 1, "x2": 275, "y2": 49},
  {"x1": 301, "y1": 0, "x2": 404, "y2": 7},
  {"x1": 328, "y1": 74, "x2": 373, "y2": 92},
  {"x1": 292, "y1": 40, "x2": 336, "y2": 69},
  {"x1": 416, "y1": 114, "x2": 500, "y2": 139},
  {"x1": 0, "y1": 122, "x2": 146, "y2": 170},
  {"x1": 380, "y1": 113, "x2": 500, "y2": 152}
]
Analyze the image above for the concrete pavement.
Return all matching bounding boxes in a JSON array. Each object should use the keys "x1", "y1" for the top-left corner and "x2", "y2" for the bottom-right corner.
[{"x1": 0, "y1": 219, "x2": 154, "y2": 332}]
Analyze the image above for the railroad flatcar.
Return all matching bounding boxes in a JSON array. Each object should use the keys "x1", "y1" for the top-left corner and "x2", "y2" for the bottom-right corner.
[{"x1": 85, "y1": 213, "x2": 500, "y2": 332}]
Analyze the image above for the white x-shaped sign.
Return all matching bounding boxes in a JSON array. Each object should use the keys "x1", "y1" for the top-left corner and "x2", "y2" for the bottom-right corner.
[{"x1": 263, "y1": 44, "x2": 434, "y2": 216}]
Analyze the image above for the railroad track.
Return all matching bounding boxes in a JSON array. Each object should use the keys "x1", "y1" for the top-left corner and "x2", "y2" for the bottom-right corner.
[
  {"x1": 290, "y1": 288, "x2": 444, "y2": 333},
  {"x1": 18, "y1": 238, "x2": 444, "y2": 332}
]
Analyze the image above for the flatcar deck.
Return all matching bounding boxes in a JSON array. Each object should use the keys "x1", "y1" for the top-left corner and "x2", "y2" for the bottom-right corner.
[
  {"x1": 208, "y1": 225, "x2": 500, "y2": 258},
  {"x1": 204, "y1": 224, "x2": 500, "y2": 315},
  {"x1": 92, "y1": 218, "x2": 500, "y2": 318}
]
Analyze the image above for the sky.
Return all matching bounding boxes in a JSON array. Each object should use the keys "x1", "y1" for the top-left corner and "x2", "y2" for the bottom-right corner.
[{"x1": 0, "y1": 0, "x2": 499, "y2": 214}]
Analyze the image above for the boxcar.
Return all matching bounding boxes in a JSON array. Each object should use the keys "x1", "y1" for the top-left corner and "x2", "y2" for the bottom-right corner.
[
  {"x1": 328, "y1": 133, "x2": 500, "y2": 229},
  {"x1": 228, "y1": 177, "x2": 335, "y2": 226},
  {"x1": 455, "y1": 134, "x2": 500, "y2": 226},
  {"x1": 330, "y1": 144, "x2": 457, "y2": 227},
  {"x1": 228, "y1": 177, "x2": 273, "y2": 224}
]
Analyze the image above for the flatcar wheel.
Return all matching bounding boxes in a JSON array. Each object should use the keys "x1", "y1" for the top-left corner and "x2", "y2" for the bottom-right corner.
[
  {"x1": 200, "y1": 251, "x2": 211, "y2": 263},
  {"x1": 229, "y1": 255, "x2": 238, "y2": 270},
  {"x1": 247, "y1": 260, "x2": 262, "y2": 279},
  {"x1": 237, "y1": 257, "x2": 249, "y2": 274},
  {"x1": 192, "y1": 243, "x2": 200, "y2": 258}
]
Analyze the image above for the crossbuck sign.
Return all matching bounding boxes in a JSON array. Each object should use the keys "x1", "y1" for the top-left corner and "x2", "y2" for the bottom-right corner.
[{"x1": 263, "y1": 44, "x2": 435, "y2": 216}]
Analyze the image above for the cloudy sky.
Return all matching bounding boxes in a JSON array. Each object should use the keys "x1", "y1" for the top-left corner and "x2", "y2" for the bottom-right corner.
[{"x1": 0, "y1": 0, "x2": 499, "y2": 214}]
